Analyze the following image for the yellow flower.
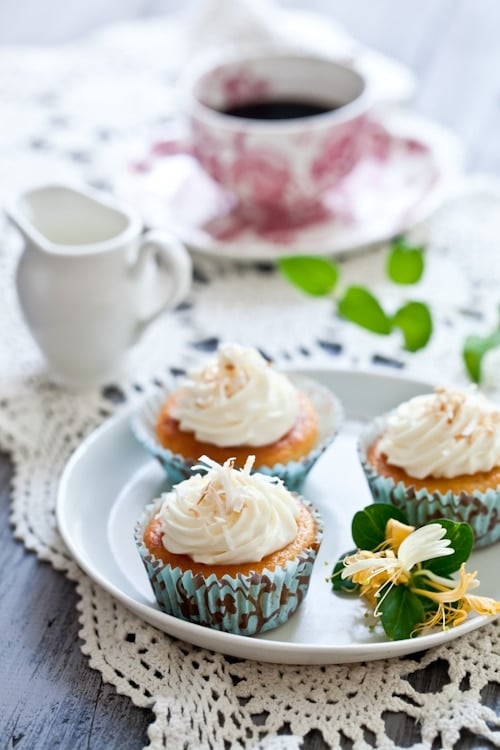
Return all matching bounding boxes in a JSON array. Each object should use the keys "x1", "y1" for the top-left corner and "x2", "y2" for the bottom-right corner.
[
  {"x1": 341, "y1": 523, "x2": 456, "y2": 617},
  {"x1": 415, "y1": 602, "x2": 468, "y2": 632},
  {"x1": 463, "y1": 593, "x2": 500, "y2": 616},
  {"x1": 385, "y1": 518, "x2": 415, "y2": 553},
  {"x1": 342, "y1": 549, "x2": 405, "y2": 607},
  {"x1": 339, "y1": 520, "x2": 500, "y2": 635},
  {"x1": 412, "y1": 564, "x2": 500, "y2": 632},
  {"x1": 342, "y1": 523, "x2": 453, "y2": 585}
]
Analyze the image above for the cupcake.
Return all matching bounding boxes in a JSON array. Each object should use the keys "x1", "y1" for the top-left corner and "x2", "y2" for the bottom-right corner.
[
  {"x1": 132, "y1": 342, "x2": 341, "y2": 490},
  {"x1": 359, "y1": 385, "x2": 500, "y2": 548},
  {"x1": 135, "y1": 455, "x2": 323, "y2": 635}
]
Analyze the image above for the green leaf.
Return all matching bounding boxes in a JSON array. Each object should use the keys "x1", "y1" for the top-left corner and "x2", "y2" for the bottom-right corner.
[
  {"x1": 337, "y1": 286, "x2": 392, "y2": 334},
  {"x1": 352, "y1": 504, "x2": 409, "y2": 551},
  {"x1": 393, "y1": 301, "x2": 433, "y2": 351},
  {"x1": 422, "y1": 520, "x2": 474, "y2": 577},
  {"x1": 379, "y1": 585, "x2": 425, "y2": 640},
  {"x1": 463, "y1": 331, "x2": 500, "y2": 383},
  {"x1": 278, "y1": 256, "x2": 339, "y2": 297},
  {"x1": 330, "y1": 550, "x2": 360, "y2": 593},
  {"x1": 386, "y1": 239, "x2": 425, "y2": 284}
]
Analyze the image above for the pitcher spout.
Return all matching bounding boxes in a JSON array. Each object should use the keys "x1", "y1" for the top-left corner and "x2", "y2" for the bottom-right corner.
[
  {"x1": 4, "y1": 183, "x2": 142, "y2": 254},
  {"x1": 4, "y1": 192, "x2": 36, "y2": 245}
]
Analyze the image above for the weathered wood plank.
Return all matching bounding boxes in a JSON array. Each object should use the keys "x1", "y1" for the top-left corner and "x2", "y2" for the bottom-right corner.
[{"x1": 0, "y1": 451, "x2": 153, "y2": 749}]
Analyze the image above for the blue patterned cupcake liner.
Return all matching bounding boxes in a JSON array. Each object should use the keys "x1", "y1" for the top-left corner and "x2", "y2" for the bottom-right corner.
[
  {"x1": 135, "y1": 497, "x2": 323, "y2": 636},
  {"x1": 131, "y1": 373, "x2": 342, "y2": 491},
  {"x1": 359, "y1": 418, "x2": 500, "y2": 549}
]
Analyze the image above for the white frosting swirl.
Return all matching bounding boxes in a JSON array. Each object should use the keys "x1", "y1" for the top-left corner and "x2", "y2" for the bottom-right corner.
[
  {"x1": 156, "y1": 456, "x2": 300, "y2": 565},
  {"x1": 379, "y1": 386, "x2": 500, "y2": 479},
  {"x1": 171, "y1": 343, "x2": 299, "y2": 447}
]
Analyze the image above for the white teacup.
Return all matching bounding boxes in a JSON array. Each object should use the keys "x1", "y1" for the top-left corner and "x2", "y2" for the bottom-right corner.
[
  {"x1": 6, "y1": 184, "x2": 192, "y2": 386},
  {"x1": 181, "y1": 44, "x2": 372, "y2": 225}
]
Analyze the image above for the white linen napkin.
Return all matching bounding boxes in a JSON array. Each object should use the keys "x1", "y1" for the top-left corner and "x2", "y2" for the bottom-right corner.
[
  {"x1": 184, "y1": 0, "x2": 354, "y2": 56},
  {"x1": 183, "y1": 0, "x2": 416, "y2": 106}
]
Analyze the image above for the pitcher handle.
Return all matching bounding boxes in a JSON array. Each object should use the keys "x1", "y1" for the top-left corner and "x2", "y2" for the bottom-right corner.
[{"x1": 132, "y1": 230, "x2": 192, "y2": 336}]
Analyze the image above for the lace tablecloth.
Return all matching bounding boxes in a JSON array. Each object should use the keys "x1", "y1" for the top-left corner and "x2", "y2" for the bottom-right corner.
[{"x1": 1, "y1": 15, "x2": 500, "y2": 750}]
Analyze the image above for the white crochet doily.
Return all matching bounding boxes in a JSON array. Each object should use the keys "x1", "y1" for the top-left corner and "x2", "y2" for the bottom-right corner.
[{"x1": 1, "y1": 12, "x2": 500, "y2": 750}]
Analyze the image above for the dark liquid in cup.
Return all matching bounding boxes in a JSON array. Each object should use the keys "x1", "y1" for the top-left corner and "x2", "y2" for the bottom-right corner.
[{"x1": 221, "y1": 98, "x2": 341, "y2": 120}]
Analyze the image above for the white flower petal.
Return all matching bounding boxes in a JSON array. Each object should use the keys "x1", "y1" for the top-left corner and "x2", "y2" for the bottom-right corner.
[{"x1": 398, "y1": 523, "x2": 454, "y2": 572}]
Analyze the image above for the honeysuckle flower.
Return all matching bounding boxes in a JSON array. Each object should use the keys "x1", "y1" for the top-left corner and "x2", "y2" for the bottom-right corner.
[
  {"x1": 411, "y1": 564, "x2": 500, "y2": 632},
  {"x1": 464, "y1": 593, "x2": 500, "y2": 616},
  {"x1": 331, "y1": 504, "x2": 500, "y2": 640},
  {"x1": 341, "y1": 523, "x2": 454, "y2": 585},
  {"x1": 412, "y1": 564, "x2": 479, "y2": 603}
]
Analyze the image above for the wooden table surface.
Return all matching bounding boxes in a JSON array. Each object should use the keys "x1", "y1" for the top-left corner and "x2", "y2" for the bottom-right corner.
[{"x1": 1, "y1": 2, "x2": 500, "y2": 748}]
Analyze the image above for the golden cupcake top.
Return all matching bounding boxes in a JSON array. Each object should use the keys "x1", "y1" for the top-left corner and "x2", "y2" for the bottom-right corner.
[
  {"x1": 155, "y1": 456, "x2": 299, "y2": 565},
  {"x1": 170, "y1": 343, "x2": 299, "y2": 447},
  {"x1": 380, "y1": 385, "x2": 500, "y2": 479}
]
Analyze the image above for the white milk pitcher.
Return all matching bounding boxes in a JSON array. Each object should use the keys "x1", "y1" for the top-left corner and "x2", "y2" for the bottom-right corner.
[{"x1": 6, "y1": 184, "x2": 192, "y2": 386}]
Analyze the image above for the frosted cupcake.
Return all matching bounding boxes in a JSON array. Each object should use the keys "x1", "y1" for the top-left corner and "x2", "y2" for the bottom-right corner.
[
  {"x1": 135, "y1": 455, "x2": 323, "y2": 635},
  {"x1": 132, "y1": 342, "x2": 341, "y2": 490},
  {"x1": 360, "y1": 385, "x2": 500, "y2": 547}
]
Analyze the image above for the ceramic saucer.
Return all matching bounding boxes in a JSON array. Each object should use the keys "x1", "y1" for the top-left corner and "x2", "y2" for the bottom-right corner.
[{"x1": 116, "y1": 110, "x2": 462, "y2": 261}]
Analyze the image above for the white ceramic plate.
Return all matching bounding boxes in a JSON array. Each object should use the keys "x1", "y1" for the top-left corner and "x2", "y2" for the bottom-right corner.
[{"x1": 57, "y1": 370, "x2": 499, "y2": 664}]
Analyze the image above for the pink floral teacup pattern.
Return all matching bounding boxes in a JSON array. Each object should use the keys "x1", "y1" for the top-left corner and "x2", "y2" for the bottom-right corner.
[{"x1": 182, "y1": 45, "x2": 371, "y2": 224}]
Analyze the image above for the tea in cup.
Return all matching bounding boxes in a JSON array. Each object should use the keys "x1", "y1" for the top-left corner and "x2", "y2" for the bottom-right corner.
[{"x1": 181, "y1": 44, "x2": 371, "y2": 225}]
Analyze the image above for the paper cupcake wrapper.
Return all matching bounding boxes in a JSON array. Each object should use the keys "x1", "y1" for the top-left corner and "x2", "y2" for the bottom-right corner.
[
  {"x1": 359, "y1": 418, "x2": 500, "y2": 549},
  {"x1": 131, "y1": 373, "x2": 342, "y2": 492},
  {"x1": 135, "y1": 497, "x2": 323, "y2": 636}
]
